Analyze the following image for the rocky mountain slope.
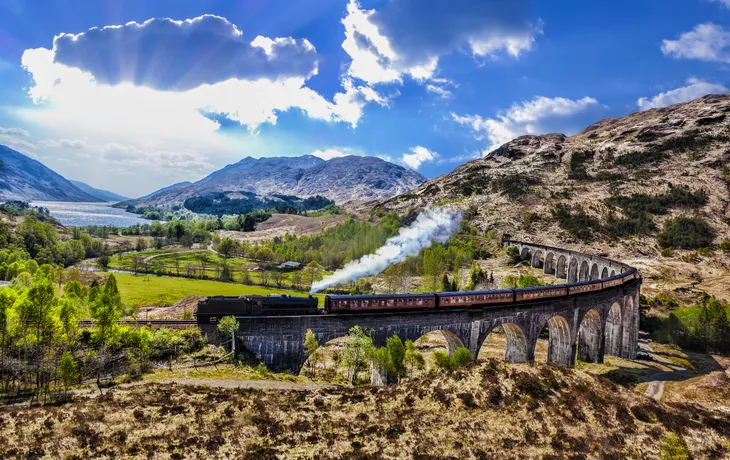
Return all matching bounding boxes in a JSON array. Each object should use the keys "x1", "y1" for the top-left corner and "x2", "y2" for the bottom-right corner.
[
  {"x1": 366, "y1": 93, "x2": 730, "y2": 297},
  {"x1": 129, "y1": 155, "x2": 425, "y2": 206},
  {"x1": 69, "y1": 180, "x2": 128, "y2": 202},
  {"x1": 0, "y1": 145, "x2": 102, "y2": 202}
]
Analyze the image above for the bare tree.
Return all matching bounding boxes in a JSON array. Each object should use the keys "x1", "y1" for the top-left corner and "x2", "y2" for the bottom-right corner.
[{"x1": 259, "y1": 270, "x2": 272, "y2": 287}]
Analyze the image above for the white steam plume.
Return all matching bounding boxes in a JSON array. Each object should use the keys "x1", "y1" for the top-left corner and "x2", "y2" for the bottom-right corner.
[{"x1": 310, "y1": 206, "x2": 463, "y2": 294}]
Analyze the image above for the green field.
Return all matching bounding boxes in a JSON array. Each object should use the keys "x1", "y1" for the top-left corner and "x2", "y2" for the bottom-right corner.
[{"x1": 113, "y1": 272, "x2": 323, "y2": 308}]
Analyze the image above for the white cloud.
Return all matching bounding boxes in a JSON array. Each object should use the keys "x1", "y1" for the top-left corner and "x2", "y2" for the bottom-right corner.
[
  {"x1": 311, "y1": 148, "x2": 349, "y2": 161},
  {"x1": 0, "y1": 127, "x2": 30, "y2": 136},
  {"x1": 426, "y1": 84, "x2": 452, "y2": 98},
  {"x1": 341, "y1": 0, "x2": 538, "y2": 86},
  {"x1": 637, "y1": 78, "x2": 727, "y2": 110},
  {"x1": 37, "y1": 139, "x2": 88, "y2": 149},
  {"x1": 662, "y1": 23, "x2": 730, "y2": 63},
  {"x1": 452, "y1": 95, "x2": 599, "y2": 153},
  {"x1": 101, "y1": 143, "x2": 215, "y2": 175},
  {"x1": 708, "y1": 0, "x2": 730, "y2": 9},
  {"x1": 402, "y1": 146, "x2": 438, "y2": 169}
]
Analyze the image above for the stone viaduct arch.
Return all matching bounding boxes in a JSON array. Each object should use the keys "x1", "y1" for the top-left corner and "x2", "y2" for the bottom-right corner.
[{"x1": 199, "y1": 241, "x2": 641, "y2": 373}]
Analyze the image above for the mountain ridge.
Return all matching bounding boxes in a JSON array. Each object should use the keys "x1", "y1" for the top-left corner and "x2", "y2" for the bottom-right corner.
[
  {"x1": 128, "y1": 154, "x2": 426, "y2": 207},
  {"x1": 0, "y1": 145, "x2": 103, "y2": 202},
  {"x1": 364, "y1": 93, "x2": 730, "y2": 262},
  {"x1": 69, "y1": 180, "x2": 129, "y2": 202}
]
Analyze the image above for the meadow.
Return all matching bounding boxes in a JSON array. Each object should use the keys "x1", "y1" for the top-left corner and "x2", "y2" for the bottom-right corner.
[{"x1": 113, "y1": 272, "x2": 323, "y2": 308}]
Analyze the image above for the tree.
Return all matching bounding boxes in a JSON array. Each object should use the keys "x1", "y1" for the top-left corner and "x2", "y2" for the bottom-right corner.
[
  {"x1": 57, "y1": 351, "x2": 78, "y2": 391},
  {"x1": 386, "y1": 335, "x2": 406, "y2": 379},
  {"x1": 303, "y1": 261, "x2": 324, "y2": 288},
  {"x1": 433, "y1": 347, "x2": 473, "y2": 371},
  {"x1": 217, "y1": 315, "x2": 239, "y2": 353},
  {"x1": 97, "y1": 254, "x2": 111, "y2": 269},
  {"x1": 303, "y1": 329, "x2": 320, "y2": 376},
  {"x1": 272, "y1": 270, "x2": 285, "y2": 288},
  {"x1": 259, "y1": 270, "x2": 272, "y2": 286},
  {"x1": 441, "y1": 274, "x2": 451, "y2": 292},
  {"x1": 404, "y1": 340, "x2": 425, "y2": 378},
  {"x1": 343, "y1": 325, "x2": 374, "y2": 384},
  {"x1": 506, "y1": 246, "x2": 521, "y2": 264},
  {"x1": 216, "y1": 237, "x2": 237, "y2": 259},
  {"x1": 0, "y1": 289, "x2": 17, "y2": 372}
]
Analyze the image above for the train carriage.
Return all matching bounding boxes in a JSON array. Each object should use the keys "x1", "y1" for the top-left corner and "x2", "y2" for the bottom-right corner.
[
  {"x1": 514, "y1": 285, "x2": 568, "y2": 302},
  {"x1": 567, "y1": 280, "x2": 603, "y2": 296},
  {"x1": 325, "y1": 293, "x2": 437, "y2": 313},
  {"x1": 437, "y1": 290, "x2": 514, "y2": 308}
]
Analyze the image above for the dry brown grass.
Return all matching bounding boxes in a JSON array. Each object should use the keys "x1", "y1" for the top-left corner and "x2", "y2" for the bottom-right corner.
[{"x1": 2, "y1": 361, "x2": 729, "y2": 459}]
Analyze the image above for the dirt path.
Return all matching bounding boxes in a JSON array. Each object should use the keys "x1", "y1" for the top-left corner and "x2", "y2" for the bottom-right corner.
[{"x1": 639, "y1": 342, "x2": 690, "y2": 401}]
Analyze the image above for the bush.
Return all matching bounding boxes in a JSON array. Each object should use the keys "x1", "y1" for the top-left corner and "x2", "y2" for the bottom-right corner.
[
  {"x1": 505, "y1": 246, "x2": 521, "y2": 264},
  {"x1": 551, "y1": 204, "x2": 601, "y2": 241},
  {"x1": 490, "y1": 174, "x2": 541, "y2": 199},
  {"x1": 660, "y1": 247, "x2": 674, "y2": 258},
  {"x1": 433, "y1": 347, "x2": 473, "y2": 371},
  {"x1": 657, "y1": 216, "x2": 714, "y2": 249}
]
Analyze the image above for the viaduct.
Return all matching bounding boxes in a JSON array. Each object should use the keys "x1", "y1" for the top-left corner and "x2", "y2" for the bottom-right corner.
[{"x1": 201, "y1": 240, "x2": 641, "y2": 373}]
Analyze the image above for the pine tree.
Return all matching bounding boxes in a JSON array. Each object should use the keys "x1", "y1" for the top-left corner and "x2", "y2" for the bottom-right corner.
[{"x1": 441, "y1": 273, "x2": 451, "y2": 292}]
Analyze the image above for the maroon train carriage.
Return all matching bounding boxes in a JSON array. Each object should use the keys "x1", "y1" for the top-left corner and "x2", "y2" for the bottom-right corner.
[
  {"x1": 601, "y1": 275, "x2": 625, "y2": 289},
  {"x1": 325, "y1": 293, "x2": 437, "y2": 313},
  {"x1": 437, "y1": 290, "x2": 514, "y2": 308},
  {"x1": 514, "y1": 285, "x2": 569, "y2": 302},
  {"x1": 567, "y1": 280, "x2": 604, "y2": 296}
]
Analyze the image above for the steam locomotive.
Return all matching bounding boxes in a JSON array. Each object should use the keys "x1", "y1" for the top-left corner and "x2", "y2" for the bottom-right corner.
[{"x1": 195, "y1": 268, "x2": 639, "y2": 323}]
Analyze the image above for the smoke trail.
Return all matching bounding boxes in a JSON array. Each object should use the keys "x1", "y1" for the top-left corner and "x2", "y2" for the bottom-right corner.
[{"x1": 310, "y1": 206, "x2": 463, "y2": 294}]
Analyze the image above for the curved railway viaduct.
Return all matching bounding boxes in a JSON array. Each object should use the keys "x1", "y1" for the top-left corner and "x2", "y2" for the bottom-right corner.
[{"x1": 201, "y1": 241, "x2": 641, "y2": 373}]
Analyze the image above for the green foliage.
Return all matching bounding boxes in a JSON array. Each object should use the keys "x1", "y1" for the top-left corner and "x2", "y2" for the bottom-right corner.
[
  {"x1": 303, "y1": 329, "x2": 319, "y2": 359},
  {"x1": 183, "y1": 191, "x2": 333, "y2": 217},
  {"x1": 613, "y1": 149, "x2": 665, "y2": 167},
  {"x1": 653, "y1": 295, "x2": 730, "y2": 353},
  {"x1": 660, "y1": 247, "x2": 674, "y2": 258},
  {"x1": 551, "y1": 204, "x2": 601, "y2": 241},
  {"x1": 403, "y1": 340, "x2": 425, "y2": 378},
  {"x1": 217, "y1": 315, "x2": 240, "y2": 352},
  {"x1": 659, "y1": 432, "x2": 690, "y2": 460},
  {"x1": 502, "y1": 274, "x2": 547, "y2": 289},
  {"x1": 568, "y1": 150, "x2": 594, "y2": 180},
  {"x1": 386, "y1": 335, "x2": 406, "y2": 379},
  {"x1": 57, "y1": 351, "x2": 79, "y2": 389},
  {"x1": 505, "y1": 246, "x2": 521, "y2": 264},
  {"x1": 433, "y1": 347, "x2": 473, "y2": 371},
  {"x1": 657, "y1": 216, "x2": 714, "y2": 249},
  {"x1": 343, "y1": 325, "x2": 374, "y2": 384},
  {"x1": 490, "y1": 174, "x2": 541, "y2": 199}
]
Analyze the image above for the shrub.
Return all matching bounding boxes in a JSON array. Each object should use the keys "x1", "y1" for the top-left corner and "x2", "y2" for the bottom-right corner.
[
  {"x1": 659, "y1": 432, "x2": 690, "y2": 460},
  {"x1": 433, "y1": 347, "x2": 473, "y2": 371},
  {"x1": 657, "y1": 216, "x2": 714, "y2": 249},
  {"x1": 551, "y1": 204, "x2": 601, "y2": 241},
  {"x1": 490, "y1": 174, "x2": 541, "y2": 199},
  {"x1": 660, "y1": 247, "x2": 674, "y2": 258},
  {"x1": 505, "y1": 246, "x2": 521, "y2": 264}
]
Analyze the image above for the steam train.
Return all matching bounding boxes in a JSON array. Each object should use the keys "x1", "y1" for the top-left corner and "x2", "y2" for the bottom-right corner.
[{"x1": 196, "y1": 268, "x2": 639, "y2": 324}]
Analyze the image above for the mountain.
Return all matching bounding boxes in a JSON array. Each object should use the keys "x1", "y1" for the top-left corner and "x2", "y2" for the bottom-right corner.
[
  {"x1": 130, "y1": 155, "x2": 425, "y2": 207},
  {"x1": 0, "y1": 145, "x2": 102, "y2": 202},
  {"x1": 69, "y1": 180, "x2": 129, "y2": 202},
  {"x1": 368, "y1": 93, "x2": 730, "y2": 263}
]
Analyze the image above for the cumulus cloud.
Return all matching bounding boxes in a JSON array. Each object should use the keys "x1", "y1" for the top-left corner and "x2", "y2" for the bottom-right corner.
[
  {"x1": 662, "y1": 23, "x2": 730, "y2": 63},
  {"x1": 452, "y1": 95, "x2": 599, "y2": 153},
  {"x1": 101, "y1": 143, "x2": 215, "y2": 174},
  {"x1": 311, "y1": 148, "x2": 349, "y2": 161},
  {"x1": 708, "y1": 0, "x2": 730, "y2": 9},
  {"x1": 342, "y1": 0, "x2": 538, "y2": 85},
  {"x1": 0, "y1": 127, "x2": 30, "y2": 136},
  {"x1": 637, "y1": 78, "x2": 727, "y2": 110},
  {"x1": 52, "y1": 15, "x2": 318, "y2": 91},
  {"x1": 402, "y1": 146, "x2": 438, "y2": 169}
]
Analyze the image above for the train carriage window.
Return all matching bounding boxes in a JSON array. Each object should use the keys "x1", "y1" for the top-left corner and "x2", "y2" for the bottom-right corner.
[
  {"x1": 417, "y1": 298, "x2": 423, "y2": 305},
  {"x1": 407, "y1": 299, "x2": 413, "y2": 305},
  {"x1": 353, "y1": 301, "x2": 360, "y2": 308},
  {"x1": 387, "y1": 299, "x2": 394, "y2": 307}
]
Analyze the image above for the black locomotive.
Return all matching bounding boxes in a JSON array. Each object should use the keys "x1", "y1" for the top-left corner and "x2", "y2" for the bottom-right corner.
[{"x1": 197, "y1": 294, "x2": 319, "y2": 324}]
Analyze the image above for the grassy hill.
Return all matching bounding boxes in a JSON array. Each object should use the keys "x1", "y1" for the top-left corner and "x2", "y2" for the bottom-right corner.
[{"x1": 2, "y1": 361, "x2": 728, "y2": 458}]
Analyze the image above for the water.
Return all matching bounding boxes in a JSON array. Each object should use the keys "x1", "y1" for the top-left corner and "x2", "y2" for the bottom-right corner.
[{"x1": 31, "y1": 201, "x2": 152, "y2": 227}]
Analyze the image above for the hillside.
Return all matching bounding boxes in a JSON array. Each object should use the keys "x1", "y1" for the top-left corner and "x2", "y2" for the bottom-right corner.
[
  {"x1": 128, "y1": 155, "x2": 425, "y2": 207},
  {"x1": 0, "y1": 145, "x2": 102, "y2": 202},
  {"x1": 69, "y1": 180, "x2": 129, "y2": 202},
  {"x1": 3, "y1": 361, "x2": 727, "y2": 458},
  {"x1": 367, "y1": 93, "x2": 730, "y2": 299}
]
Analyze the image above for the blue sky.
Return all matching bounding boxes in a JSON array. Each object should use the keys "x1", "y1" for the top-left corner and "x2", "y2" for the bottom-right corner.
[{"x1": 0, "y1": 0, "x2": 728, "y2": 197}]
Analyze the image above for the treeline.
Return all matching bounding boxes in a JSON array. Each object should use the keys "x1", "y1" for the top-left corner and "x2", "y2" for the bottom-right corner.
[
  {"x1": 652, "y1": 293, "x2": 730, "y2": 354},
  {"x1": 183, "y1": 192, "x2": 334, "y2": 217},
  {"x1": 0, "y1": 270, "x2": 205, "y2": 402}
]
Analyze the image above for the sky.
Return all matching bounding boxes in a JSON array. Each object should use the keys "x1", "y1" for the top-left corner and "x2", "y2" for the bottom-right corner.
[{"x1": 0, "y1": 0, "x2": 729, "y2": 197}]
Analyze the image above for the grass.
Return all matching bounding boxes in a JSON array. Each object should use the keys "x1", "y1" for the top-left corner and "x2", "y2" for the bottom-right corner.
[
  {"x1": 113, "y1": 272, "x2": 323, "y2": 308},
  {"x1": 2, "y1": 361, "x2": 728, "y2": 458},
  {"x1": 144, "y1": 364, "x2": 303, "y2": 383}
]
